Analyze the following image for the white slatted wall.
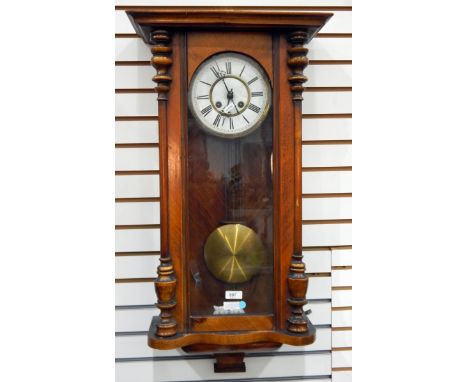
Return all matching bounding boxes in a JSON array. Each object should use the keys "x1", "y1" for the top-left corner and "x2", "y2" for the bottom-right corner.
[{"x1": 115, "y1": 2, "x2": 352, "y2": 381}]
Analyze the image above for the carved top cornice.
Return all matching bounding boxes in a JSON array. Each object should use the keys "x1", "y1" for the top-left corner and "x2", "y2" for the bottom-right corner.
[{"x1": 126, "y1": 7, "x2": 332, "y2": 44}]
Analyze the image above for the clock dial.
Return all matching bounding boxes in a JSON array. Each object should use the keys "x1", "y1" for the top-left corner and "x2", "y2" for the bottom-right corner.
[{"x1": 189, "y1": 52, "x2": 271, "y2": 138}]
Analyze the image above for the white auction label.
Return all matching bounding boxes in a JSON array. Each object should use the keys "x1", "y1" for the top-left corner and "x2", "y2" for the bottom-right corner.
[
  {"x1": 225, "y1": 290, "x2": 243, "y2": 300},
  {"x1": 223, "y1": 301, "x2": 241, "y2": 310}
]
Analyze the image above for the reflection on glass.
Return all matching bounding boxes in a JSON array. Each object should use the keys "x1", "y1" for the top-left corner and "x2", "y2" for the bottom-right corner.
[{"x1": 187, "y1": 109, "x2": 274, "y2": 317}]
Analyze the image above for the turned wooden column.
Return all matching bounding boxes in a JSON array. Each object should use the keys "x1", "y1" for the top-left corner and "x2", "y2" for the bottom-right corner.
[
  {"x1": 286, "y1": 30, "x2": 310, "y2": 334},
  {"x1": 150, "y1": 29, "x2": 177, "y2": 337}
]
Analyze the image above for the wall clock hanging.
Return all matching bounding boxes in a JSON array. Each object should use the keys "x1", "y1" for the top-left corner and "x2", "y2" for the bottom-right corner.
[{"x1": 125, "y1": 6, "x2": 332, "y2": 373}]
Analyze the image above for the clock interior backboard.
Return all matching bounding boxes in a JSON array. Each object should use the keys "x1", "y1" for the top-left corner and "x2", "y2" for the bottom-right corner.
[{"x1": 185, "y1": 31, "x2": 276, "y2": 331}]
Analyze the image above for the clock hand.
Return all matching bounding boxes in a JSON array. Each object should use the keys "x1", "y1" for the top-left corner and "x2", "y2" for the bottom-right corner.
[
  {"x1": 232, "y1": 100, "x2": 240, "y2": 114},
  {"x1": 222, "y1": 87, "x2": 235, "y2": 112},
  {"x1": 227, "y1": 88, "x2": 234, "y2": 103},
  {"x1": 219, "y1": 78, "x2": 232, "y2": 106},
  {"x1": 221, "y1": 78, "x2": 230, "y2": 93}
]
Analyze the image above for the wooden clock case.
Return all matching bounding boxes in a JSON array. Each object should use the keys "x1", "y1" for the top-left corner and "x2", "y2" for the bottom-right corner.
[{"x1": 125, "y1": 7, "x2": 332, "y2": 372}]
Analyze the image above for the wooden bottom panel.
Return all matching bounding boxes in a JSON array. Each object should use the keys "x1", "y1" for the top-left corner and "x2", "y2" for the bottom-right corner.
[
  {"x1": 190, "y1": 315, "x2": 274, "y2": 332},
  {"x1": 148, "y1": 316, "x2": 316, "y2": 350}
]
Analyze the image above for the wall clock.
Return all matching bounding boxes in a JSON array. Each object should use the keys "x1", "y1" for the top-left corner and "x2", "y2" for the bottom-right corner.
[{"x1": 126, "y1": 7, "x2": 332, "y2": 373}]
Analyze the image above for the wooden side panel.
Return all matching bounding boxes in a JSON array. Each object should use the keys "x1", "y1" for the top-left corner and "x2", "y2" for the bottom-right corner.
[
  {"x1": 166, "y1": 32, "x2": 186, "y2": 333},
  {"x1": 274, "y1": 34, "x2": 295, "y2": 330}
]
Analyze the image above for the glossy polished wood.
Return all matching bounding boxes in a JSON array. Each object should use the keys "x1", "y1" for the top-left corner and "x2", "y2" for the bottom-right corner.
[
  {"x1": 287, "y1": 30, "x2": 310, "y2": 333},
  {"x1": 151, "y1": 29, "x2": 177, "y2": 337},
  {"x1": 148, "y1": 316, "x2": 316, "y2": 349},
  {"x1": 126, "y1": 7, "x2": 332, "y2": 44},
  {"x1": 214, "y1": 353, "x2": 245, "y2": 373},
  {"x1": 126, "y1": 5, "x2": 332, "y2": 365},
  {"x1": 191, "y1": 315, "x2": 274, "y2": 332},
  {"x1": 165, "y1": 32, "x2": 186, "y2": 334}
]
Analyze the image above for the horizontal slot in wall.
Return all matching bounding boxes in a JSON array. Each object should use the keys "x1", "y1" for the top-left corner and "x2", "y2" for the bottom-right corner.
[
  {"x1": 114, "y1": 252, "x2": 338, "y2": 277},
  {"x1": 115, "y1": 64, "x2": 351, "y2": 88},
  {"x1": 115, "y1": 300, "x2": 332, "y2": 332},
  {"x1": 115, "y1": 36, "x2": 352, "y2": 62},
  {"x1": 115, "y1": 171, "x2": 351, "y2": 198},
  {"x1": 114, "y1": 118, "x2": 352, "y2": 144},
  {"x1": 114, "y1": 144, "x2": 351, "y2": 171},
  {"x1": 115, "y1": 223, "x2": 351, "y2": 252},
  {"x1": 115, "y1": 276, "x2": 332, "y2": 306},
  {"x1": 114, "y1": 249, "x2": 351, "y2": 278},
  {"x1": 116, "y1": 327, "x2": 331, "y2": 358},
  {"x1": 115, "y1": 197, "x2": 351, "y2": 225},
  {"x1": 115, "y1": 352, "x2": 332, "y2": 382},
  {"x1": 115, "y1": 92, "x2": 351, "y2": 116}
]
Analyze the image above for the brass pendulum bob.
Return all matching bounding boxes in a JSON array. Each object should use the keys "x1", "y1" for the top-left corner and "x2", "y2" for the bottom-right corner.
[{"x1": 204, "y1": 223, "x2": 266, "y2": 284}]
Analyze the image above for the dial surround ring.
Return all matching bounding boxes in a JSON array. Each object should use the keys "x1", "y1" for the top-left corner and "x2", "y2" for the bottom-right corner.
[
  {"x1": 188, "y1": 52, "x2": 272, "y2": 138},
  {"x1": 209, "y1": 75, "x2": 251, "y2": 117}
]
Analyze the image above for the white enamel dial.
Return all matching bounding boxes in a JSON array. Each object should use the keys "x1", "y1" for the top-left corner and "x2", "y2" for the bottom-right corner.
[{"x1": 189, "y1": 52, "x2": 271, "y2": 138}]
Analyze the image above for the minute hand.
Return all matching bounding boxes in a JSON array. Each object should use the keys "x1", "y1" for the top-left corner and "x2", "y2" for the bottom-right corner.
[{"x1": 221, "y1": 78, "x2": 230, "y2": 92}]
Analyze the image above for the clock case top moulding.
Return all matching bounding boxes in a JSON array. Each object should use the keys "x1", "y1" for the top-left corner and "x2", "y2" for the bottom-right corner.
[{"x1": 125, "y1": 6, "x2": 332, "y2": 372}]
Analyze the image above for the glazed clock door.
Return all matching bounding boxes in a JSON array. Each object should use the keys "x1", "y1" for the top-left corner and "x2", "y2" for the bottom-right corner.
[{"x1": 186, "y1": 32, "x2": 275, "y2": 332}]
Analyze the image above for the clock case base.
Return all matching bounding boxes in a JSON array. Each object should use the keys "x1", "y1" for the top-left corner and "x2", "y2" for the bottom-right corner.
[
  {"x1": 148, "y1": 316, "x2": 316, "y2": 350},
  {"x1": 148, "y1": 315, "x2": 316, "y2": 372}
]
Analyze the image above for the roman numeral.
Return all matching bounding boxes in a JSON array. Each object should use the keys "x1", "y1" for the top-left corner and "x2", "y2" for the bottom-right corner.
[
  {"x1": 239, "y1": 65, "x2": 245, "y2": 77},
  {"x1": 248, "y1": 103, "x2": 261, "y2": 113},
  {"x1": 229, "y1": 118, "x2": 234, "y2": 130},
  {"x1": 201, "y1": 105, "x2": 213, "y2": 117},
  {"x1": 225, "y1": 62, "x2": 232, "y2": 74},
  {"x1": 247, "y1": 76, "x2": 258, "y2": 85},
  {"x1": 210, "y1": 66, "x2": 221, "y2": 79},
  {"x1": 196, "y1": 95, "x2": 209, "y2": 100},
  {"x1": 242, "y1": 115, "x2": 250, "y2": 124},
  {"x1": 200, "y1": 80, "x2": 212, "y2": 87},
  {"x1": 251, "y1": 91, "x2": 263, "y2": 97},
  {"x1": 213, "y1": 114, "x2": 221, "y2": 127}
]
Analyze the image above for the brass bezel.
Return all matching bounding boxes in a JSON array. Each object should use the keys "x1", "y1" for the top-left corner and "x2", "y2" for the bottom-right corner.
[{"x1": 188, "y1": 51, "x2": 272, "y2": 139}]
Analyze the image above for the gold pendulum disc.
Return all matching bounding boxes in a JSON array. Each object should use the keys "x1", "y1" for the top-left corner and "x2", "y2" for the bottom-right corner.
[{"x1": 204, "y1": 224, "x2": 267, "y2": 284}]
